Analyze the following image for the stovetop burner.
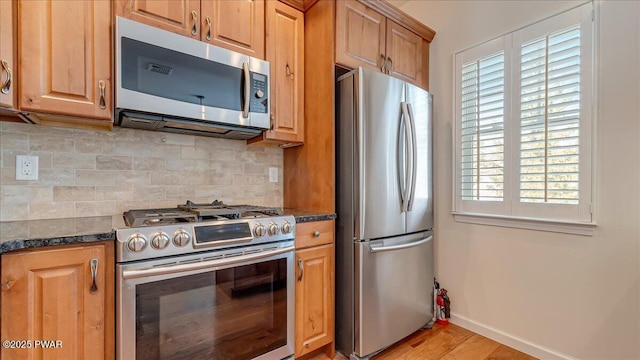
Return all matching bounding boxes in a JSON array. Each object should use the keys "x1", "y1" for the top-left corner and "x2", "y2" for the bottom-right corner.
[{"x1": 124, "y1": 200, "x2": 283, "y2": 227}]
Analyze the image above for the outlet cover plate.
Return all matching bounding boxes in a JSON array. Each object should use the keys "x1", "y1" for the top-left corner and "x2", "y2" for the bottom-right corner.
[
  {"x1": 269, "y1": 167, "x2": 278, "y2": 183},
  {"x1": 16, "y1": 155, "x2": 39, "y2": 181}
]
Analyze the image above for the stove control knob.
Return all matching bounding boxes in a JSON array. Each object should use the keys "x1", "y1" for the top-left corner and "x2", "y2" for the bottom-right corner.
[
  {"x1": 173, "y1": 229, "x2": 191, "y2": 247},
  {"x1": 127, "y1": 233, "x2": 147, "y2": 252},
  {"x1": 268, "y1": 222, "x2": 280, "y2": 236},
  {"x1": 254, "y1": 224, "x2": 267, "y2": 237},
  {"x1": 281, "y1": 221, "x2": 292, "y2": 234},
  {"x1": 151, "y1": 231, "x2": 170, "y2": 250}
]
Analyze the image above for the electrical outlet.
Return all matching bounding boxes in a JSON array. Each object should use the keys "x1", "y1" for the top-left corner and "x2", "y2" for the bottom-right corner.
[
  {"x1": 269, "y1": 167, "x2": 278, "y2": 183},
  {"x1": 16, "y1": 155, "x2": 39, "y2": 181}
]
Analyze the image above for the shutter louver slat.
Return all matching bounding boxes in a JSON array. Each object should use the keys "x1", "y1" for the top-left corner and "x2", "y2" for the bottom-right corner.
[{"x1": 519, "y1": 25, "x2": 581, "y2": 205}]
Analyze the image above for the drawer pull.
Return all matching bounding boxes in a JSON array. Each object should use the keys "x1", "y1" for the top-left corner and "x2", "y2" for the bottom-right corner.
[{"x1": 313, "y1": 230, "x2": 320, "y2": 237}]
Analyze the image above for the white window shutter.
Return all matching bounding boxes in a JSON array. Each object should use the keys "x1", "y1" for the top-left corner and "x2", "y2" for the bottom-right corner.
[
  {"x1": 519, "y1": 26, "x2": 581, "y2": 205},
  {"x1": 460, "y1": 52, "x2": 506, "y2": 202}
]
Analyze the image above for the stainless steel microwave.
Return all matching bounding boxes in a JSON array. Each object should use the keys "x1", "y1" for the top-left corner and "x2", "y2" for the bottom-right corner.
[{"x1": 114, "y1": 16, "x2": 270, "y2": 140}]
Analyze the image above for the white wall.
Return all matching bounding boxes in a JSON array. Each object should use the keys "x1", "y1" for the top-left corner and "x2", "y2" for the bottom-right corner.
[{"x1": 398, "y1": 1, "x2": 640, "y2": 358}]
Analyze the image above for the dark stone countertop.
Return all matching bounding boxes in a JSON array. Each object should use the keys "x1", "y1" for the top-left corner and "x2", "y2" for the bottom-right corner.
[
  {"x1": 284, "y1": 209, "x2": 337, "y2": 223},
  {"x1": 0, "y1": 216, "x2": 122, "y2": 255},
  {"x1": 0, "y1": 210, "x2": 335, "y2": 255}
]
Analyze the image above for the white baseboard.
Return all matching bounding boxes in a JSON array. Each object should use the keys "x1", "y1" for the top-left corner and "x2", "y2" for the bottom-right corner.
[{"x1": 449, "y1": 312, "x2": 577, "y2": 360}]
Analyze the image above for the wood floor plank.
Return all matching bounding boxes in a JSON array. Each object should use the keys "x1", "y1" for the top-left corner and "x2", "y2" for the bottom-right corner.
[
  {"x1": 312, "y1": 324, "x2": 537, "y2": 360},
  {"x1": 484, "y1": 344, "x2": 538, "y2": 360},
  {"x1": 398, "y1": 325, "x2": 475, "y2": 359},
  {"x1": 439, "y1": 334, "x2": 501, "y2": 360}
]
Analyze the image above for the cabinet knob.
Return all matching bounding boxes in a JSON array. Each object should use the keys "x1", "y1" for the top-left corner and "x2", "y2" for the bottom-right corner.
[
  {"x1": 3, "y1": 279, "x2": 15, "y2": 290},
  {"x1": 313, "y1": 230, "x2": 320, "y2": 237}
]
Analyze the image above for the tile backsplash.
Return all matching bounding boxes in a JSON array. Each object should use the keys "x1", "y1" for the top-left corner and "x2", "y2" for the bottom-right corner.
[{"x1": 0, "y1": 122, "x2": 283, "y2": 221}]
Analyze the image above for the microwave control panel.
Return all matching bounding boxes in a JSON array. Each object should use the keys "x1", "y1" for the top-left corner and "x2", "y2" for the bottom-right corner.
[{"x1": 250, "y1": 73, "x2": 268, "y2": 114}]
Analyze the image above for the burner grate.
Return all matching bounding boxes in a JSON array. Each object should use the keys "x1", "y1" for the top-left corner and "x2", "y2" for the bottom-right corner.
[
  {"x1": 124, "y1": 201, "x2": 284, "y2": 227},
  {"x1": 123, "y1": 208, "x2": 198, "y2": 227}
]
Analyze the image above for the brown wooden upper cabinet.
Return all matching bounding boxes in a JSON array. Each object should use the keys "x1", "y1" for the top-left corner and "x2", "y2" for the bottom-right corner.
[
  {"x1": 18, "y1": 0, "x2": 112, "y2": 122},
  {"x1": 0, "y1": 0, "x2": 15, "y2": 110},
  {"x1": 336, "y1": 0, "x2": 430, "y2": 89},
  {"x1": 116, "y1": 0, "x2": 265, "y2": 59},
  {"x1": 250, "y1": 0, "x2": 304, "y2": 145}
]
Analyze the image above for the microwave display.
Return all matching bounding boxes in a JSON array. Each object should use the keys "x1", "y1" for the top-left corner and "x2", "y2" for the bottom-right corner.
[{"x1": 120, "y1": 38, "x2": 267, "y2": 114}]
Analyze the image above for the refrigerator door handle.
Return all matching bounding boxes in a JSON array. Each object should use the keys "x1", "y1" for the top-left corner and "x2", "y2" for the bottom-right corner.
[
  {"x1": 407, "y1": 102, "x2": 418, "y2": 211},
  {"x1": 369, "y1": 236, "x2": 433, "y2": 253},
  {"x1": 397, "y1": 107, "x2": 406, "y2": 211},
  {"x1": 400, "y1": 102, "x2": 412, "y2": 212}
]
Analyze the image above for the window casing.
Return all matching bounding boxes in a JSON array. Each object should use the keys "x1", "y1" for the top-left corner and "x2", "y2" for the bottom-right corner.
[{"x1": 453, "y1": 3, "x2": 594, "y2": 227}]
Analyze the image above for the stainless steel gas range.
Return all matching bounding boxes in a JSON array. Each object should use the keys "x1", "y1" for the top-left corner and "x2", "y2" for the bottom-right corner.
[{"x1": 116, "y1": 201, "x2": 295, "y2": 360}]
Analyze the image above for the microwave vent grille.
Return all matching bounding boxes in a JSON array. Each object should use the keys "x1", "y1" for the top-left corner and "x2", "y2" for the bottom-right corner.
[{"x1": 147, "y1": 63, "x2": 173, "y2": 75}]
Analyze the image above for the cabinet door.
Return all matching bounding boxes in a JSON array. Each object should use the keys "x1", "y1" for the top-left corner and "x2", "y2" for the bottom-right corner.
[
  {"x1": 201, "y1": 0, "x2": 265, "y2": 58},
  {"x1": 0, "y1": 0, "x2": 15, "y2": 109},
  {"x1": 114, "y1": 0, "x2": 200, "y2": 38},
  {"x1": 18, "y1": 0, "x2": 112, "y2": 120},
  {"x1": 265, "y1": 1, "x2": 304, "y2": 143},
  {"x1": 385, "y1": 20, "x2": 426, "y2": 88},
  {"x1": 336, "y1": 0, "x2": 386, "y2": 72},
  {"x1": 295, "y1": 244, "x2": 334, "y2": 357},
  {"x1": 1, "y1": 243, "x2": 113, "y2": 360}
]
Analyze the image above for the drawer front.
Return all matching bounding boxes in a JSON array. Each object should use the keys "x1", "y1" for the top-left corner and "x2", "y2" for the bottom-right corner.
[{"x1": 295, "y1": 220, "x2": 334, "y2": 249}]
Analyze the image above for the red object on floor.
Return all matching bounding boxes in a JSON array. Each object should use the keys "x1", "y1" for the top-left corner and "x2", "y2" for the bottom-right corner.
[{"x1": 436, "y1": 318, "x2": 449, "y2": 326}]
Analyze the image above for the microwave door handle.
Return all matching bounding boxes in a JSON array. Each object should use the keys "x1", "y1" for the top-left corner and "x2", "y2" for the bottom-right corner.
[{"x1": 242, "y1": 62, "x2": 250, "y2": 118}]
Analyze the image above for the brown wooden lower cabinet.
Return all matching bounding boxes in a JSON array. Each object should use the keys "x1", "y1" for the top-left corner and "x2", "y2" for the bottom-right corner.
[
  {"x1": 0, "y1": 242, "x2": 114, "y2": 360},
  {"x1": 295, "y1": 220, "x2": 335, "y2": 359}
]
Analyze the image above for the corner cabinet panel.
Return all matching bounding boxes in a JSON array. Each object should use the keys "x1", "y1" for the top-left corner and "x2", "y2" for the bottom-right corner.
[
  {"x1": 295, "y1": 243, "x2": 334, "y2": 358},
  {"x1": 18, "y1": 0, "x2": 112, "y2": 120},
  {"x1": 385, "y1": 20, "x2": 425, "y2": 88},
  {"x1": 265, "y1": 0, "x2": 304, "y2": 143},
  {"x1": 201, "y1": 0, "x2": 265, "y2": 58},
  {"x1": 1, "y1": 243, "x2": 114, "y2": 360},
  {"x1": 336, "y1": 0, "x2": 386, "y2": 72},
  {"x1": 114, "y1": 0, "x2": 200, "y2": 38},
  {"x1": 0, "y1": 0, "x2": 15, "y2": 109}
]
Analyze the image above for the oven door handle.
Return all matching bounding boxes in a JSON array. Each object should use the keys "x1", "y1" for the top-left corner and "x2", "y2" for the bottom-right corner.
[{"x1": 122, "y1": 246, "x2": 295, "y2": 280}]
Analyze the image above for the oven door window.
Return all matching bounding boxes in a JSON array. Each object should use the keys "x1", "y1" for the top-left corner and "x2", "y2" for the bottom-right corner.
[{"x1": 134, "y1": 258, "x2": 287, "y2": 360}]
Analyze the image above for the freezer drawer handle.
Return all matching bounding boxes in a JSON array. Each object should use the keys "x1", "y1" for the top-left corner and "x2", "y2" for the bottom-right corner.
[{"x1": 369, "y1": 236, "x2": 432, "y2": 253}]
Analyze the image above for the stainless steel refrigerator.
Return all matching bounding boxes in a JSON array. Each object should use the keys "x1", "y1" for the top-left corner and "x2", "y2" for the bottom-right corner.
[{"x1": 335, "y1": 67, "x2": 434, "y2": 360}]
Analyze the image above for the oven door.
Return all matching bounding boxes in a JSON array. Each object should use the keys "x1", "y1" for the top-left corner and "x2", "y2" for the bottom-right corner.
[{"x1": 117, "y1": 244, "x2": 294, "y2": 360}]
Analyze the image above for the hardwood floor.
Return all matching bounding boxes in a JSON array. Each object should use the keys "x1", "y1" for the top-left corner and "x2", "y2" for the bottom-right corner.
[{"x1": 308, "y1": 323, "x2": 538, "y2": 360}]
